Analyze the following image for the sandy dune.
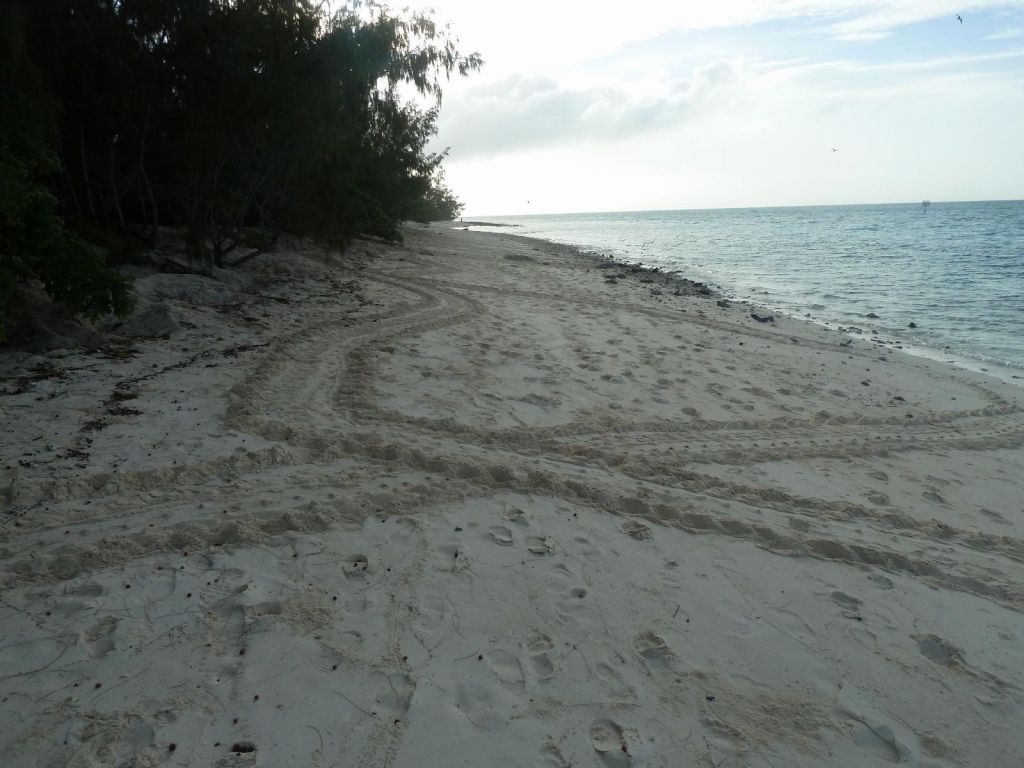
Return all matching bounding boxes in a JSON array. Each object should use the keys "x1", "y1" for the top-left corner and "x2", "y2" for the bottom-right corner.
[{"x1": 2, "y1": 225, "x2": 1023, "y2": 767}]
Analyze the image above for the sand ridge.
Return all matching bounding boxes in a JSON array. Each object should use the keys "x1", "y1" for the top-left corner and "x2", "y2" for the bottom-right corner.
[{"x1": 2, "y1": 225, "x2": 1023, "y2": 766}]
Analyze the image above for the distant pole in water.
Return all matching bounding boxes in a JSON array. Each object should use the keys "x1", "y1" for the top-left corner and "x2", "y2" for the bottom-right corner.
[{"x1": 922, "y1": 200, "x2": 931, "y2": 213}]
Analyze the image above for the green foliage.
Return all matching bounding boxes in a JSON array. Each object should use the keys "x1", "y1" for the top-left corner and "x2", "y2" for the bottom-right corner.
[
  {"x1": 1, "y1": 4, "x2": 132, "y2": 339},
  {"x1": 0, "y1": 141, "x2": 132, "y2": 340},
  {"x1": 9, "y1": 0, "x2": 481, "y2": 274},
  {"x1": 1, "y1": 0, "x2": 479, "y2": 336},
  {"x1": 408, "y1": 175, "x2": 465, "y2": 223}
]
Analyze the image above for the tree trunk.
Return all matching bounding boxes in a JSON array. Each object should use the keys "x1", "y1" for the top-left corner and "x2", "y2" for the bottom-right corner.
[
  {"x1": 109, "y1": 140, "x2": 125, "y2": 231},
  {"x1": 185, "y1": 223, "x2": 211, "y2": 274},
  {"x1": 79, "y1": 131, "x2": 99, "y2": 222},
  {"x1": 137, "y1": 112, "x2": 159, "y2": 243}
]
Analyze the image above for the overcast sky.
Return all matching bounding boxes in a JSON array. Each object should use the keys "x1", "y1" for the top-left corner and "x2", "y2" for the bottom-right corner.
[{"x1": 399, "y1": 1, "x2": 1024, "y2": 215}]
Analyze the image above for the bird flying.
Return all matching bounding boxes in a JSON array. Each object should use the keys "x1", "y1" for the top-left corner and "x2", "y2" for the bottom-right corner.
[
  {"x1": 957, "y1": 14, "x2": 963, "y2": 23},
  {"x1": 831, "y1": 147, "x2": 839, "y2": 152}
]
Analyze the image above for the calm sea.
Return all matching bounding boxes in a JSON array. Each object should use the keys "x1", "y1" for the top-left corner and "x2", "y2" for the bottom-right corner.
[{"x1": 470, "y1": 201, "x2": 1024, "y2": 372}]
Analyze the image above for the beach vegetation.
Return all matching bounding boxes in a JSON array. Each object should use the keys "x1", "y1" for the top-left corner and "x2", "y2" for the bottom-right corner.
[{"x1": 1, "y1": 0, "x2": 477, "y2": 334}]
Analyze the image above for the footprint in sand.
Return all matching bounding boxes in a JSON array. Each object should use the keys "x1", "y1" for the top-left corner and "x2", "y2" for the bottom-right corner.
[
  {"x1": 486, "y1": 649, "x2": 525, "y2": 686},
  {"x1": 868, "y1": 573, "x2": 894, "y2": 590},
  {"x1": 527, "y1": 632, "x2": 556, "y2": 678},
  {"x1": 595, "y1": 661, "x2": 635, "y2": 700},
  {"x1": 636, "y1": 631, "x2": 673, "y2": 672},
  {"x1": 371, "y1": 671, "x2": 416, "y2": 718},
  {"x1": 343, "y1": 553, "x2": 370, "y2": 578},
  {"x1": 436, "y1": 543, "x2": 468, "y2": 569},
  {"x1": 852, "y1": 722, "x2": 910, "y2": 764},
  {"x1": 537, "y1": 742, "x2": 571, "y2": 767},
  {"x1": 339, "y1": 630, "x2": 364, "y2": 653},
  {"x1": 388, "y1": 515, "x2": 422, "y2": 544},
  {"x1": 530, "y1": 652, "x2": 555, "y2": 679},
  {"x1": 528, "y1": 631, "x2": 554, "y2": 652},
  {"x1": 526, "y1": 536, "x2": 556, "y2": 555},
  {"x1": 487, "y1": 526, "x2": 514, "y2": 546},
  {"x1": 590, "y1": 718, "x2": 632, "y2": 767},
  {"x1": 916, "y1": 634, "x2": 964, "y2": 666},
  {"x1": 454, "y1": 680, "x2": 503, "y2": 730},
  {"x1": 830, "y1": 591, "x2": 864, "y2": 619},
  {"x1": 503, "y1": 508, "x2": 529, "y2": 526},
  {"x1": 413, "y1": 592, "x2": 449, "y2": 631},
  {"x1": 81, "y1": 615, "x2": 119, "y2": 659}
]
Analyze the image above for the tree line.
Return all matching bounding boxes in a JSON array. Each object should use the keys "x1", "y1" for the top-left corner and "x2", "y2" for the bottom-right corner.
[{"x1": 0, "y1": 0, "x2": 480, "y2": 337}]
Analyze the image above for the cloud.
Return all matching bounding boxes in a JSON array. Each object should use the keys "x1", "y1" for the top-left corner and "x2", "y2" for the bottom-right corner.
[
  {"x1": 406, "y1": 0, "x2": 1024, "y2": 213},
  {"x1": 393, "y1": 1, "x2": 1024, "y2": 72},
  {"x1": 436, "y1": 61, "x2": 743, "y2": 156},
  {"x1": 827, "y1": 1, "x2": 981, "y2": 40},
  {"x1": 768, "y1": 49, "x2": 1024, "y2": 81},
  {"x1": 435, "y1": 39, "x2": 1024, "y2": 157},
  {"x1": 988, "y1": 25, "x2": 1024, "y2": 37}
]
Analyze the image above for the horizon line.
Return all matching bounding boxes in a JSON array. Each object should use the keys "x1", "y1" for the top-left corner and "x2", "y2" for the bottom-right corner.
[{"x1": 465, "y1": 197, "x2": 1024, "y2": 219}]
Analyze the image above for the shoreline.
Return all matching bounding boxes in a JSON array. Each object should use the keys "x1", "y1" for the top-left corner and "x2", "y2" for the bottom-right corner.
[
  {"x1": 462, "y1": 207, "x2": 1024, "y2": 382},
  {"x1": 467, "y1": 221, "x2": 1024, "y2": 387},
  {"x1": 2, "y1": 223, "x2": 1023, "y2": 766}
]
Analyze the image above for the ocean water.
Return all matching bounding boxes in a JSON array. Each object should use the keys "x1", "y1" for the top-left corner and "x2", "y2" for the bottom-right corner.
[{"x1": 469, "y1": 201, "x2": 1024, "y2": 372}]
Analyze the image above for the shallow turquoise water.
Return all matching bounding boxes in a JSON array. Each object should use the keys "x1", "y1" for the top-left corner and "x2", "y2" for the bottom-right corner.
[{"x1": 472, "y1": 201, "x2": 1024, "y2": 370}]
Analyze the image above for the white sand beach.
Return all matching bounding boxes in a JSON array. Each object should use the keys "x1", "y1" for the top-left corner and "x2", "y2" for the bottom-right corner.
[{"x1": 2, "y1": 224, "x2": 1023, "y2": 767}]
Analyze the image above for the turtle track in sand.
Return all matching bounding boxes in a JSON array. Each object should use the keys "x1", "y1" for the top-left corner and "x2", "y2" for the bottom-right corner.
[
  {"x1": 7, "y1": 232, "x2": 1022, "y2": 607},
  {"x1": 3, "y1": 228, "x2": 1024, "y2": 767}
]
